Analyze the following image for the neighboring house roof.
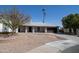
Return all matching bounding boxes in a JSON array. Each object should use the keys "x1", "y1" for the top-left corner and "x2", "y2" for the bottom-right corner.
[{"x1": 23, "y1": 22, "x2": 58, "y2": 27}]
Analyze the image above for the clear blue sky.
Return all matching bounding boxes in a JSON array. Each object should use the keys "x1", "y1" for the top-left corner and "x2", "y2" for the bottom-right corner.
[{"x1": 0, "y1": 5, "x2": 79, "y2": 27}]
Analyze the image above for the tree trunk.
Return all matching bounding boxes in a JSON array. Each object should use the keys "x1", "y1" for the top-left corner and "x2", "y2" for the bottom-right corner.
[
  {"x1": 69, "y1": 28, "x2": 72, "y2": 34},
  {"x1": 12, "y1": 29, "x2": 16, "y2": 35},
  {"x1": 73, "y1": 28, "x2": 77, "y2": 35}
]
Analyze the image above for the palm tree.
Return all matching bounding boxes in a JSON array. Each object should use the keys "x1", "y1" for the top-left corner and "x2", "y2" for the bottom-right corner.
[{"x1": 42, "y1": 8, "x2": 46, "y2": 23}]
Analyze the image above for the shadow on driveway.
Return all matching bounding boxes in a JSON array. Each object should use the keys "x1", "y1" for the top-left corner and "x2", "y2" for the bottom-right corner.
[{"x1": 61, "y1": 45, "x2": 79, "y2": 53}]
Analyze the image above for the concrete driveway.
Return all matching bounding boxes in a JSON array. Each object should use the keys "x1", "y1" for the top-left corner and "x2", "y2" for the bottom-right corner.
[{"x1": 28, "y1": 34, "x2": 79, "y2": 53}]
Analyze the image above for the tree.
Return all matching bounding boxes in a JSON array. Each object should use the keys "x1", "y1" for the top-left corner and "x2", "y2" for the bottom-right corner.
[
  {"x1": 0, "y1": 7, "x2": 31, "y2": 33},
  {"x1": 62, "y1": 13, "x2": 79, "y2": 34},
  {"x1": 71, "y1": 14, "x2": 79, "y2": 34},
  {"x1": 62, "y1": 14, "x2": 73, "y2": 34},
  {"x1": 42, "y1": 8, "x2": 46, "y2": 23}
]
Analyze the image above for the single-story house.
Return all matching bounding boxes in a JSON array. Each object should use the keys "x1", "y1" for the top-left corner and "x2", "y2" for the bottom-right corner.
[
  {"x1": 0, "y1": 22, "x2": 59, "y2": 33},
  {"x1": 18, "y1": 22, "x2": 59, "y2": 33}
]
